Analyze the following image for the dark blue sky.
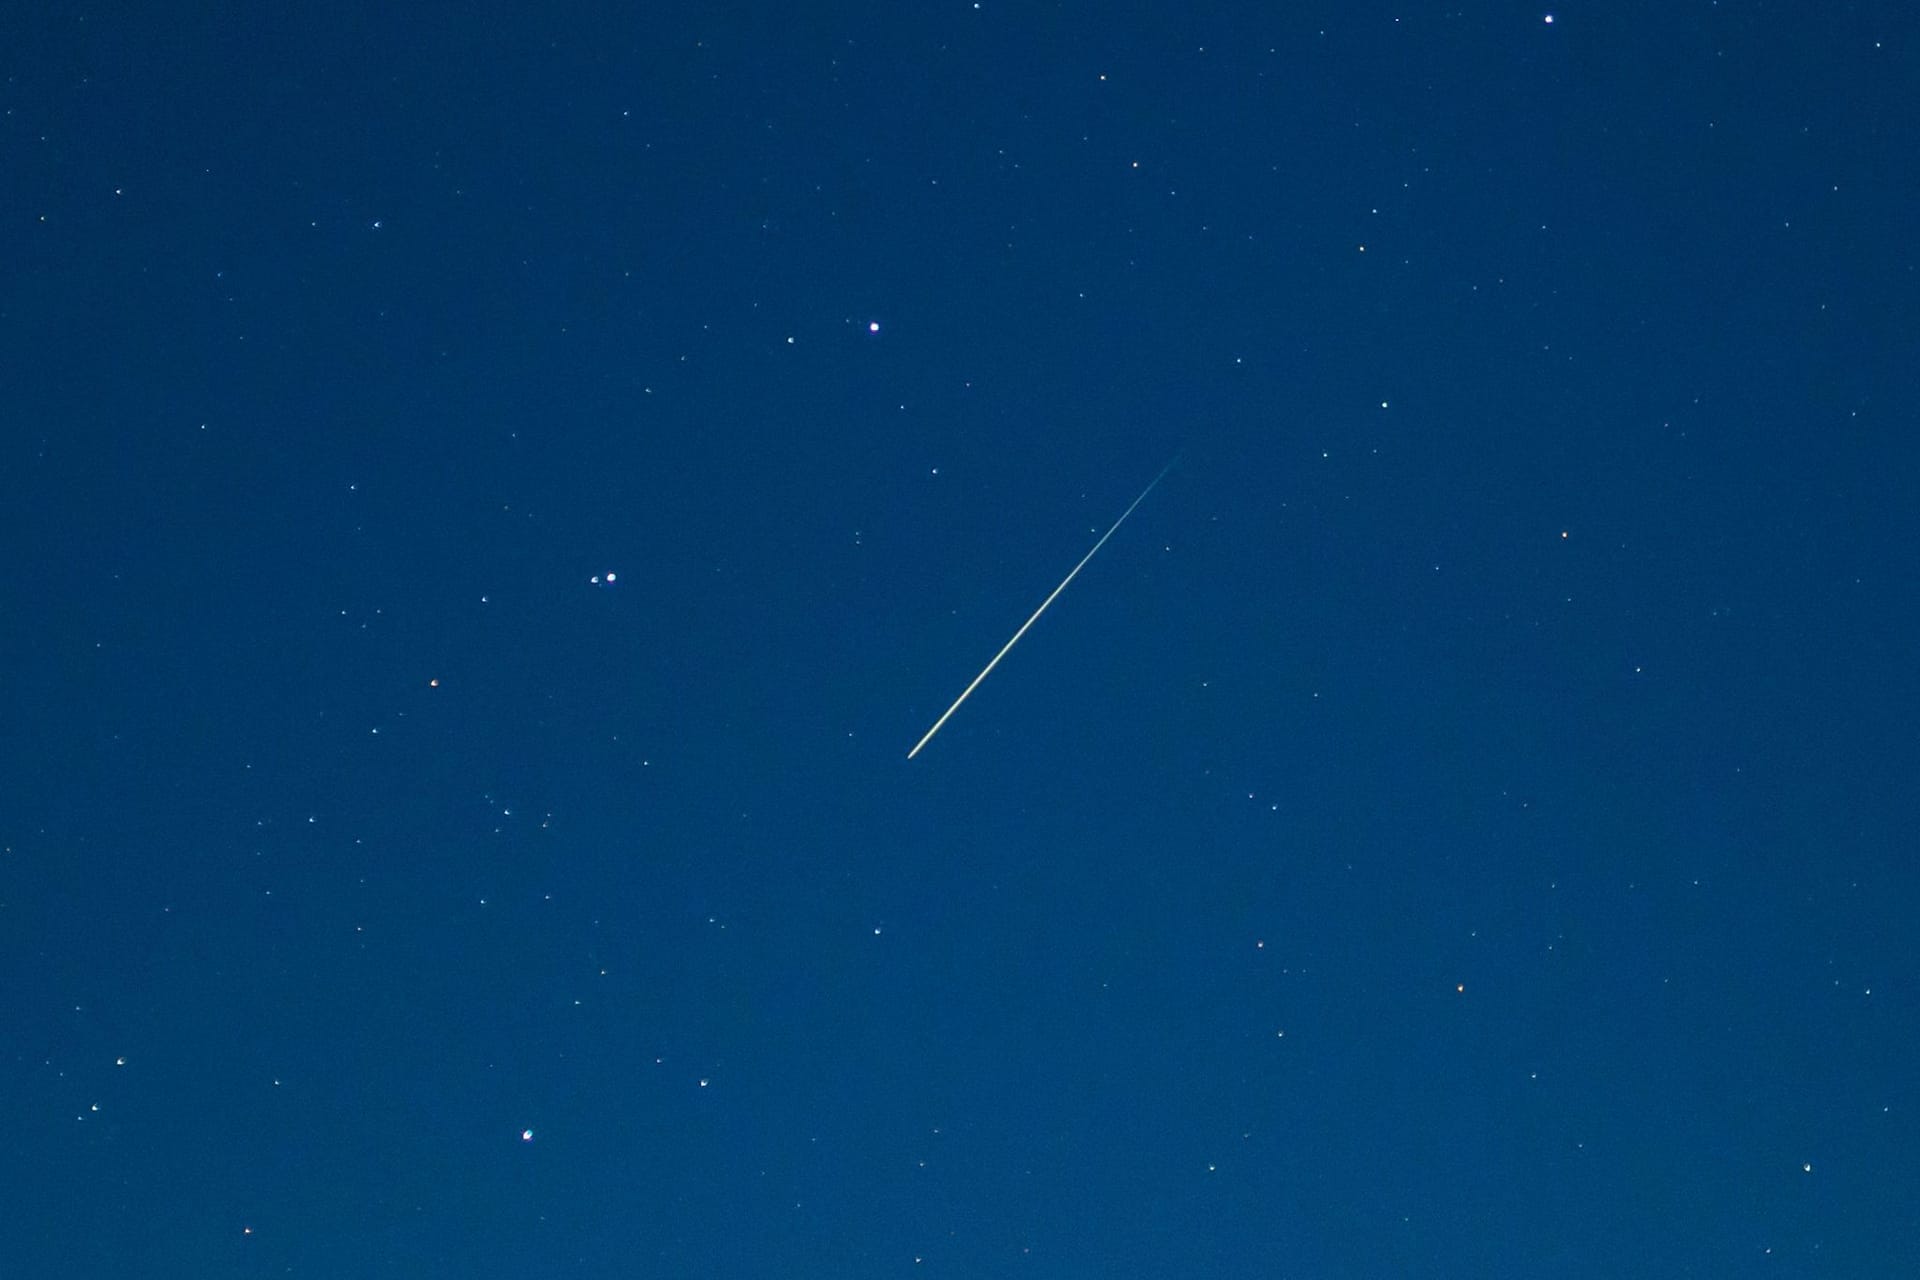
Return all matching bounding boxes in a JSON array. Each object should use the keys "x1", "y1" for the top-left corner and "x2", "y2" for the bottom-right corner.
[{"x1": 5, "y1": 3, "x2": 1916, "y2": 1275}]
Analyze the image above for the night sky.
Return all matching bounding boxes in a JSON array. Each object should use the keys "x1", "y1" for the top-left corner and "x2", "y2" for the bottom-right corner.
[{"x1": 6, "y1": 3, "x2": 1917, "y2": 1275}]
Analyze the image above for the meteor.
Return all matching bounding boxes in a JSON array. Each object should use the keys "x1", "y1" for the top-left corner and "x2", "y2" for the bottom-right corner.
[{"x1": 907, "y1": 458, "x2": 1176, "y2": 759}]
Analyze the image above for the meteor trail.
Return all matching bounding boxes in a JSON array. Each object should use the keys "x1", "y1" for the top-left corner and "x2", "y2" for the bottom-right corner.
[{"x1": 907, "y1": 458, "x2": 1176, "y2": 759}]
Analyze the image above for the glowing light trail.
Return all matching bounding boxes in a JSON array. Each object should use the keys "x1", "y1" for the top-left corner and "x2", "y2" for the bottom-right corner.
[{"x1": 907, "y1": 459, "x2": 1175, "y2": 759}]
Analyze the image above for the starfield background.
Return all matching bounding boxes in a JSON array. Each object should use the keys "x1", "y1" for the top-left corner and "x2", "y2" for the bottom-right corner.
[{"x1": 4, "y1": 3, "x2": 1916, "y2": 1275}]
